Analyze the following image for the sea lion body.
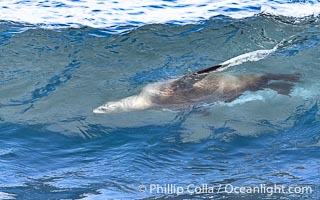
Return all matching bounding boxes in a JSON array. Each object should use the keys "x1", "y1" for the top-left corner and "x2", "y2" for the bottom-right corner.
[
  {"x1": 152, "y1": 73, "x2": 262, "y2": 105},
  {"x1": 93, "y1": 71, "x2": 300, "y2": 114}
]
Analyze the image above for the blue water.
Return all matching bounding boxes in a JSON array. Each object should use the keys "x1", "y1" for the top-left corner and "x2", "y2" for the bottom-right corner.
[{"x1": 1, "y1": 1, "x2": 320, "y2": 199}]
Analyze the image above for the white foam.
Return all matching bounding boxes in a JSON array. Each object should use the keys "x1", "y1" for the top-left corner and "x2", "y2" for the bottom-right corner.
[
  {"x1": 0, "y1": 192, "x2": 16, "y2": 200},
  {"x1": 291, "y1": 86, "x2": 319, "y2": 99},
  {"x1": 217, "y1": 90, "x2": 277, "y2": 107},
  {"x1": 0, "y1": 1, "x2": 319, "y2": 31},
  {"x1": 0, "y1": 0, "x2": 246, "y2": 29},
  {"x1": 261, "y1": 2, "x2": 320, "y2": 18}
]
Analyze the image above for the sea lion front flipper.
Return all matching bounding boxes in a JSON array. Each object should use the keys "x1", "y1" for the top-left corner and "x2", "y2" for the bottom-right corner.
[{"x1": 195, "y1": 64, "x2": 223, "y2": 74}]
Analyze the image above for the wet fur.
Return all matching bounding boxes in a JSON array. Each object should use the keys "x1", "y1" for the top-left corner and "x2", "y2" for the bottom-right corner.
[
  {"x1": 93, "y1": 72, "x2": 301, "y2": 113},
  {"x1": 151, "y1": 73, "x2": 301, "y2": 105}
]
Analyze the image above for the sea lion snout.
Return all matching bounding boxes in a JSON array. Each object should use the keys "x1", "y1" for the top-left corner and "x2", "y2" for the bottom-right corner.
[
  {"x1": 93, "y1": 94, "x2": 154, "y2": 114},
  {"x1": 93, "y1": 101, "x2": 123, "y2": 114}
]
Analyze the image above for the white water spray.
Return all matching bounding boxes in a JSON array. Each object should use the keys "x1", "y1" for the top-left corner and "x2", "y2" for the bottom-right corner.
[{"x1": 217, "y1": 45, "x2": 278, "y2": 71}]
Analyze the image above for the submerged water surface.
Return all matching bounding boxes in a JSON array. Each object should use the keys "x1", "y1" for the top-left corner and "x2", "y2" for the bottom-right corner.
[{"x1": 0, "y1": 1, "x2": 320, "y2": 200}]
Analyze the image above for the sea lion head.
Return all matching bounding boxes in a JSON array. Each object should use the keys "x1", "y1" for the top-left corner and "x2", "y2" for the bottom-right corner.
[
  {"x1": 93, "y1": 83, "x2": 165, "y2": 114},
  {"x1": 93, "y1": 94, "x2": 154, "y2": 114}
]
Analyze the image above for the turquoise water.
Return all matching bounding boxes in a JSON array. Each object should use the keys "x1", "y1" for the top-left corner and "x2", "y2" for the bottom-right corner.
[{"x1": 1, "y1": 1, "x2": 320, "y2": 199}]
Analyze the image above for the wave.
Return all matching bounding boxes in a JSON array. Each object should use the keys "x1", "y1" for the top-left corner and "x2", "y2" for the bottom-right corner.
[{"x1": 0, "y1": 0, "x2": 319, "y2": 32}]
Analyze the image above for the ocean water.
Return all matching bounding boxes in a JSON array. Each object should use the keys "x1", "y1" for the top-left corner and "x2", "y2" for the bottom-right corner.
[{"x1": 0, "y1": 0, "x2": 320, "y2": 199}]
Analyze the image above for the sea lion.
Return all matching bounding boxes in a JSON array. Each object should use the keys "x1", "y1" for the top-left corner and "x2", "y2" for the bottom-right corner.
[{"x1": 93, "y1": 64, "x2": 300, "y2": 114}]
